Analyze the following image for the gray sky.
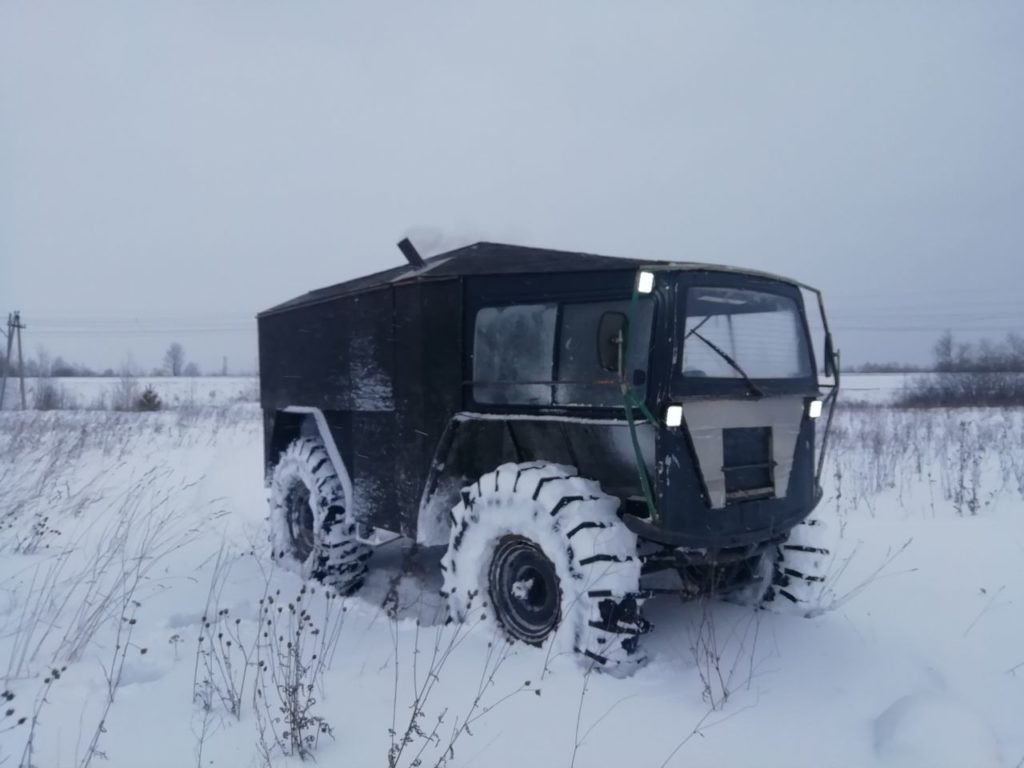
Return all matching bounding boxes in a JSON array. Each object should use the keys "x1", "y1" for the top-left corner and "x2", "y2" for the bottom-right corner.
[{"x1": 2, "y1": 1, "x2": 1022, "y2": 372}]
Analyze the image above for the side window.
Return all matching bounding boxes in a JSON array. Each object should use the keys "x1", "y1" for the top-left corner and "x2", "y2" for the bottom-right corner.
[
  {"x1": 555, "y1": 299, "x2": 654, "y2": 406},
  {"x1": 473, "y1": 304, "x2": 557, "y2": 404}
]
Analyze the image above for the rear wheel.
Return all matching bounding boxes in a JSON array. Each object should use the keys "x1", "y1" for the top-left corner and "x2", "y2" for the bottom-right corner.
[
  {"x1": 267, "y1": 437, "x2": 371, "y2": 594},
  {"x1": 441, "y1": 462, "x2": 649, "y2": 675}
]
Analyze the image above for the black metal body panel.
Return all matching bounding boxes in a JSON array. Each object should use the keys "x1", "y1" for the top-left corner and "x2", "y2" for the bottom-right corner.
[
  {"x1": 430, "y1": 416, "x2": 655, "y2": 504},
  {"x1": 392, "y1": 280, "x2": 463, "y2": 534},
  {"x1": 258, "y1": 242, "x2": 828, "y2": 554}
]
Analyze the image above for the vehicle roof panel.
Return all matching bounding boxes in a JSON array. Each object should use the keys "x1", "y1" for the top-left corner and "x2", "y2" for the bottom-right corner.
[{"x1": 259, "y1": 242, "x2": 803, "y2": 316}]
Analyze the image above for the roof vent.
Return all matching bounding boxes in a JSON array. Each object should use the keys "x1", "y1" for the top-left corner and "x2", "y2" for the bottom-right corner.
[{"x1": 397, "y1": 238, "x2": 425, "y2": 268}]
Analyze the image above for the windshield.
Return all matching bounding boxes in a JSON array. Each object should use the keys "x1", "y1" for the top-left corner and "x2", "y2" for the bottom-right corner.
[{"x1": 681, "y1": 286, "x2": 812, "y2": 380}]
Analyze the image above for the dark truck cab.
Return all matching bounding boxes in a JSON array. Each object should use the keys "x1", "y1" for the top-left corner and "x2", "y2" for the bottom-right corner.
[{"x1": 629, "y1": 269, "x2": 832, "y2": 553}]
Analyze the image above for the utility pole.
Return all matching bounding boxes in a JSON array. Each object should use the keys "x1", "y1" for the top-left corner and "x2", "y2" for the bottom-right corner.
[
  {"x1": 0, "y1": 318, "x2": 9, "y2": 410},
  {"x1": 0, "y1": 313, "x2": 26, "y2": 411},
  {"x1": 0, "y1": 312, "x2": 26, "y2": 410},
  {"x1": 15, "y1": 312, "x2": 26, "y2": 409}
]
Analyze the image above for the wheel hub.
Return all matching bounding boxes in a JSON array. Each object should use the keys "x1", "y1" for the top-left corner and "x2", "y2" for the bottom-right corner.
[
  {"x1": 285, "y1": 481, "x2": 315, "y2": 562},
  {"x1": 488, "y1": 536, "x2": 561, "y2": 645}
]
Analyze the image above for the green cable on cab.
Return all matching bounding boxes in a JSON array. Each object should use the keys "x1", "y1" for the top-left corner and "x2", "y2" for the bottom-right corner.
[{"x1": 622, "y1": 270, "x2": 661, "y2": 524}]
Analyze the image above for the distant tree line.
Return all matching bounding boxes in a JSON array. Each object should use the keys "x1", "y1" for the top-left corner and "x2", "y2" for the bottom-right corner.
[
  {"x1": 846, "y1": 332, "x2": 1024, "y2": 375},
  {"x1": 845, "y1": 361, "x2": 928, "y2": 374},
  {"x1": 897, "y1": 331, "x2": 1024, "y2": 408},
  {"x1": 931, "y1": 331, "x2": 1024, "y2": 373},
  {"x1": 0, "y1": 342, "x2": 207, "y2": 378},
  {"x1": 0, "y1": 348, "x2": 105, "y2": 378}
]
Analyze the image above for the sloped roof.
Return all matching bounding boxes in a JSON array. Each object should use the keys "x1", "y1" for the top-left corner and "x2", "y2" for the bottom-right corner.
[{"x1": 259, "y1": 241, "x2": 801, "y2": 316}]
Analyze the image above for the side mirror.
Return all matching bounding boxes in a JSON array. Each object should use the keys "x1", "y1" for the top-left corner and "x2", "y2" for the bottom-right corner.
[
  {"x1": 824, "y1": 332, "x2": 835, "y2": 377},
  {"x1": 597, "y1": 312, "x2": 628, "y2": 372}
]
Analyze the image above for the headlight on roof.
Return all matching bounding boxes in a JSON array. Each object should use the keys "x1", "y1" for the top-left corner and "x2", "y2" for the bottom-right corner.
[
  {"x1": 637, "y1": 270, "x2": 655, "y2": 294},
  {"x1": 665, "y1": 404, "x2": 683, "y2": 427}
]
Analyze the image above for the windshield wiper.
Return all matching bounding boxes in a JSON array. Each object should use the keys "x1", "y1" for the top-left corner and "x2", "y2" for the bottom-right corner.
[{"x1": 689, "y1": 330, "x2": 764, "y2": 398}]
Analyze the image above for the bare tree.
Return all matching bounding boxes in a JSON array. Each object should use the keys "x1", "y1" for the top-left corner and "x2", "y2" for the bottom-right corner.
[
  {"x1": 164, "y1": 342, "x2": 186, "y2": 377},
  {"x1": 34, "y1": 346, "x2": 52, "y2": 378},
  {"x1": 933, "y1": 331, "x2": 953, "y2": 372},
  {"x1": 112, "y1": 361, "x2": 140, "y2": 410}
]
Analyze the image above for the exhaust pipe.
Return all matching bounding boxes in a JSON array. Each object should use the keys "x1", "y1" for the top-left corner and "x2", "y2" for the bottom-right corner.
[{"x1": 397, "y1": 238, "x2": 425, "y2": 268}]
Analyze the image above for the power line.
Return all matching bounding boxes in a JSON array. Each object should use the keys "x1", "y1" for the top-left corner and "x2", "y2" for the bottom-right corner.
[
  {"x1": 828, "y1": 285, "x2": 1024, "y2": 300},
  {"x1": 836, "y1": 326, "x2": 1022, "y2": 333},
  {"x1": 28, "y1": 329, "x2": 255, "y2": 338},
  {"x1": 830, "y1": 307, "x2": 1024, "y2": 317}
]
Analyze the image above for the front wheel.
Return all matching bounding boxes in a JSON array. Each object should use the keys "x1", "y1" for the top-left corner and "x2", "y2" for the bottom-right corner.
[{"x1": 441, "y1": 462, "x2": 649, "y2": 675}]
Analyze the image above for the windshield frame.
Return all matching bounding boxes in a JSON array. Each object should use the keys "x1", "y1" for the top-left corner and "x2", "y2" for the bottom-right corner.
[{"x1": 671, "y1": 272, "x2": 819, "y2": 398}]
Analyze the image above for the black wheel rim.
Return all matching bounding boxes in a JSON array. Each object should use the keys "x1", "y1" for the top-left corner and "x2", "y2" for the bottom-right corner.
[
  {"x1": 285, "y1": 481, "x2": 315, "y2": 563},
  {"x1": 488, "y1": 536, "x2": 561, "y2": 645}
]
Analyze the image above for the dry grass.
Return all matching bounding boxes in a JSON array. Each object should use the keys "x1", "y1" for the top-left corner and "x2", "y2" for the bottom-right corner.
[{"x1": 826, "y1": 406, "x2": 1024, "y2": 517}]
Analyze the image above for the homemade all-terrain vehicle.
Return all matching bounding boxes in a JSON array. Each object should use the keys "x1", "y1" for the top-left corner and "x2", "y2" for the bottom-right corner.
[{"x1": 257, "y1": 241, "x2": 840, "y2": 673}]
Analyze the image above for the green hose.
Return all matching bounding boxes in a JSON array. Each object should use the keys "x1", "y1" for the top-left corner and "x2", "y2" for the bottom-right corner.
[{"x1": 622, "y1": 272, "x2": 660, "y2": 523}]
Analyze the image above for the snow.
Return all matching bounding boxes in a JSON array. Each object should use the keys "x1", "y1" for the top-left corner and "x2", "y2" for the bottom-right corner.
[
  {"x1": 0, "y1": 376, "x2": 258, "y2": 410},
  {"x1": 873, "y1": 693, "x2": 1003, "y2": 768},
  {"x1": 349, "y1": 337, "x2": 395, "y2": 412},
  {"x1": 1, "y1": 403, "x2": 1023, "y2": 767}
]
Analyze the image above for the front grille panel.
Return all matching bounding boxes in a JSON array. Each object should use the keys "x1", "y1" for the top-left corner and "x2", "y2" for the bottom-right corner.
[{"x1": 722, "y1": 426, "x2": 775, "y2": 504}]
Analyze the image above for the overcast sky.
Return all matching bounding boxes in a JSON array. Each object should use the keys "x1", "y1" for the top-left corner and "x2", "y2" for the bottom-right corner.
[{"x1": 2, "y1": 1, "x2": 1022, "y2": 372}]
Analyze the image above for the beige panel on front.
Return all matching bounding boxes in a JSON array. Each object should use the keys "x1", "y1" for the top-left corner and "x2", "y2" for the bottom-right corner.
[{"x1": 681, "y1": 397, "x2": 805, "y2": 509}]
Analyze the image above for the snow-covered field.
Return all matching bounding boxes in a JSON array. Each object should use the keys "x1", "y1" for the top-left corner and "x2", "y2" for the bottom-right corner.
[
  {"x1": 1, "y1": 404, "x2": 1022, "y2": 767},
  {"x1": 840, "y1": 373, "x2": 918, "y2": 405},
  {"x1": 0, "y1": 377, "x2": 259, "y2": 411},
  {"x1": 0, "y1": 373, "x2": 947, "y2": 412},
  {"x1": 0, "y1": 373, "x2": 989, "y2": 411}
]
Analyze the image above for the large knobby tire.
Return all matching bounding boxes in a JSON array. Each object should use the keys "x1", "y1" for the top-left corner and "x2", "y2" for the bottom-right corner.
[
  {"x1": 441, "y1": 462, "x2": 649, "y2": 675},
  {"x1": 753, "y1": 515, "x2": 834, "y2": 615},
  {"x1": 267, "y1": 437, "x2": 371, "y2": 595}
]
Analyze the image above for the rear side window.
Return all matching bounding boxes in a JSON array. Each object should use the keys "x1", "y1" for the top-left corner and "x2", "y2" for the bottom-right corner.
[{"x1": 473, "y1": 304, "x2": 557, "y2": 404}]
